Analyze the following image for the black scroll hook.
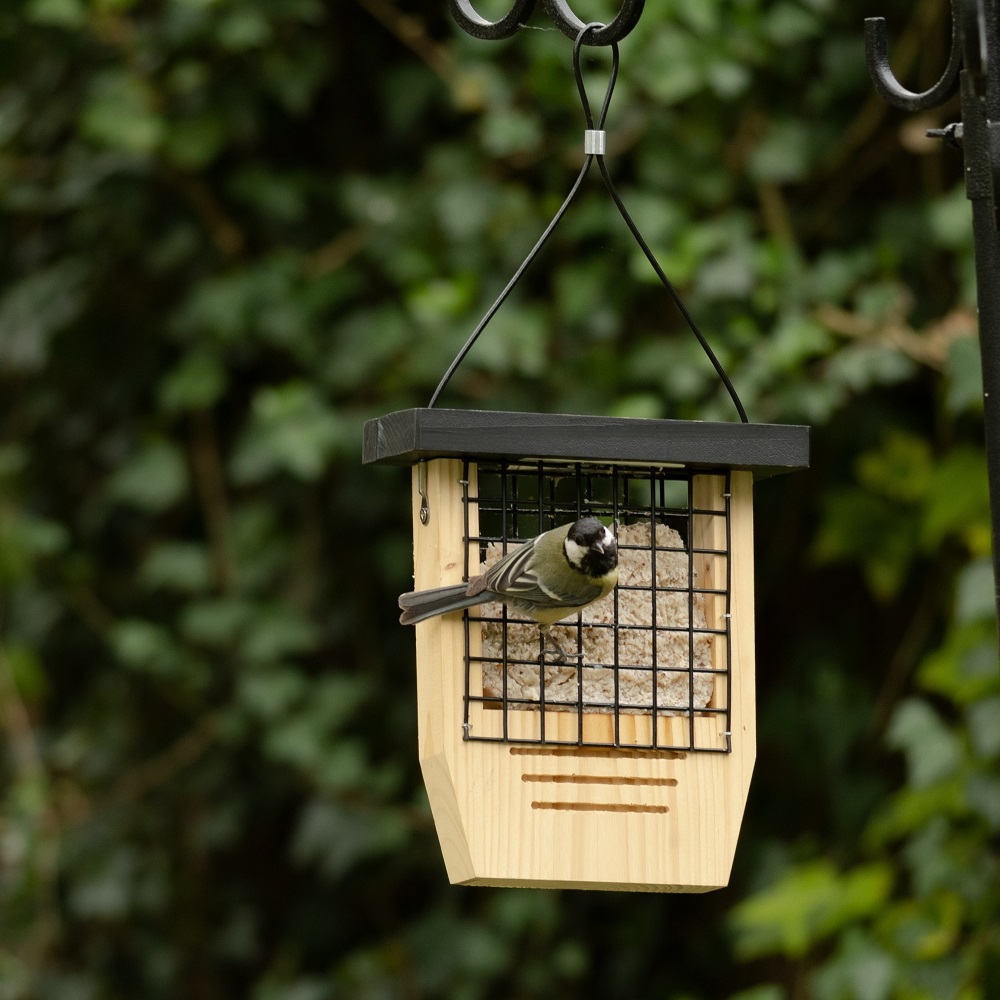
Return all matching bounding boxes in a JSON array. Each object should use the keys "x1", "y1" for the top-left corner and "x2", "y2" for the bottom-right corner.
[
  {"x1": 864, "y1": 0, "x2": 999, "y2": 228},
  {"x1": 448, "y1": 0, "x2": 645, "y2": 45},
  {"x1": 863, "y1": 3, "x2": 963, "y2": 111},
  {"x1": 863, "y1": 0, "x2": 989, "y2": 110}
]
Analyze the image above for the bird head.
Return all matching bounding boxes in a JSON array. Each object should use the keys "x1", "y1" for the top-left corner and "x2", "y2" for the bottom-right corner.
[{"x1": 563, "y1": 517, "x2": 618, "y2": 577}]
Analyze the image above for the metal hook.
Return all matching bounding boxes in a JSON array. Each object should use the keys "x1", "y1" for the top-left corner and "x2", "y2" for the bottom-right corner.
[
  {"x1": 542, "y1": 0, "x2": 645, "y2": 46},
  {"x1": 448, "y1": 0, "x2": 644, "y2": 45},
  {"x1": 447, "y1": 0, "x2": 537, "y2": 42},
  {"x1": 863, "y1": 1, "x2": 963, "y2": 111},
  {"x1": 417, "y1": 460, "x2": 430, "y2": 525}
]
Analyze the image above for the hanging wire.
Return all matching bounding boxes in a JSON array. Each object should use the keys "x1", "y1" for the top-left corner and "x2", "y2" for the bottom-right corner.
[
  {"x1": 427, "y1": 145, "x2": 593, "y2": 409},
  {"x1": 429, "y1": 23, "x2": 749, "y2": 424}
]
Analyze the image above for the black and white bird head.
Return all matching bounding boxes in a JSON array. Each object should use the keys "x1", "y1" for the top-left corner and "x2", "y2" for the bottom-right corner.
[{"x1": 563, "y1": 517, "x2": 618, "y2": 578}]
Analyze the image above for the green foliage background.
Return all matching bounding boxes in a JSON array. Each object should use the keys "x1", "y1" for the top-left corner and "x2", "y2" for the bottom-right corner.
[{"x1": 1, "y1": 0, "x2": 998, "y2": 997}]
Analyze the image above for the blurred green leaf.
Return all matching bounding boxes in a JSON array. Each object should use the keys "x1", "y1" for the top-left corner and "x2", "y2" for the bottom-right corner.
[
  {"x1": 922, "y1": 447, "x2": 991, "y2": 549},
  {"x1": 926, "y1": 186, "x2": 974, "y2": 250},
  {"x1": 0, "y1": 508, "x2": 69, "y2": 582},
  {"x1": 25, "y1": 0, "x2": 86, "y2": 27},
  {"x1": 109, "y1": 618, "x2": 186, "y2": 678},
  {"x1": 966, "y1": 696, "x2": 1000, "y2": 759},
  {"x1": 79, "y1": 70, "x2": 166, "y2": 154},
  {"x1": 480, "y1": 106, "x2": 542, "y2": 156},
  {"x1": 465, "y1": 303, "x2": 549, "y2": 378},
  {"x1": 855, "y1": 430, "x2": 931, "y2": 503},
  {"x1": 4, "y1": 644, "x2": 49, "y2": 703},
  {"x1": 823, "y1": 342, "x2": 917, "y2": 396},
  {"x1": 180, "y1": 596, "x2": 254, "y2": 647},
  {"x1": 730, "y1": 860, "x2": 893, "y2": 960},
  {"x1": 105, "y1": 440, "x2": 190, "y2": 512},
  {"x1": 290, "y1": 799, "x2": 409, "y2": 880},
  {"x1": 918, "y1": 624, "x2": 999, "y2": 705},
  {"x1": 237, "y1": 666, "x2": 308, "y2": 722},
  {"x1": 748, "y1": 120, "x2": 815, "y2": 183},
  {"x1": 810, "y1": 931, "x2": 896, "y2": 1000},
  {"x1": 812, "y1": 489, "x2": 917, "y2": 599},
  {"x1": 230, "y1": 382, "x2": 346, "y2": 482},
  {"x1": 241, "y1": 605, "x2": 318, "y2": 665},
  {"x1": 163, "y1": 112, "x2": 228, "y2": 169},
  {"x1": 764, "y1": 3, "x2": 820, "y2": 44},
  {"x1": 140, "y1": 542, "x2": 213, "y2": 593},
  {"x1": 966, "y1": 774, "x2": 1000, "y2": 829},
  {"x1": 216, "y1": 8, "x2": 271, "y2": 51},
  {"x1": 0, "y1": 261, "x2": 87, "y2": 372},
  {"x1": 886, "y1": 699, "x2": 962, "y2": 790},
  {"x1": 158, "y1": 348, "x2": 227, "y2": 412},
  {"x1": 955, "y1": 557, "x2": 996, "y2": 625},
  {"x1": 727, "y1": 988, "x2": 785, "y2": 1000}
]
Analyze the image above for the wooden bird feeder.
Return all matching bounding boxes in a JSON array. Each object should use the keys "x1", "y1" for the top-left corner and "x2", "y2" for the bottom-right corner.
[{"x1": 364, "y1": 407, "x2": 809, "y2": 892}]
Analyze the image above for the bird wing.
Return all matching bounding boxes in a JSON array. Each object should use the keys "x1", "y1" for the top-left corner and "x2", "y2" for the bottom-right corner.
[{"x1": 483, "y1": 540, "x2": 600, "y2": 610}]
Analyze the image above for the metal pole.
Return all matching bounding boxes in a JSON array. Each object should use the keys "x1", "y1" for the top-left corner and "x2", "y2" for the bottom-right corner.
[
  {"x1": 962, "y1": 2, "x2": 1000, "y2": 627},
  {"x1": 969, "y1": 194, "x2": 1000, "y2": 626},
  {"x1": 867, "y1": 0, "x2": 1000, "y2": 635}
]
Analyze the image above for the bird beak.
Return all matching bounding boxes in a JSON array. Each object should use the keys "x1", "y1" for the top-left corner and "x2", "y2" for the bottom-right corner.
[{"x1": 595, "y1": 528, "x2": 615, "y2": 553}]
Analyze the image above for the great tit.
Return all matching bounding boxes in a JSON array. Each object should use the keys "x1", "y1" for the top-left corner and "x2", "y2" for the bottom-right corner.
[{"x1": 398, "y1": 516, "x2": 618, "y2": 661}]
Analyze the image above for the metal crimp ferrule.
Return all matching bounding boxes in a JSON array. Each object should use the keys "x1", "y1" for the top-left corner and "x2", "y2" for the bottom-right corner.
[{"x1": 584, "y1": 129, "x2": 607, "y2": 155}]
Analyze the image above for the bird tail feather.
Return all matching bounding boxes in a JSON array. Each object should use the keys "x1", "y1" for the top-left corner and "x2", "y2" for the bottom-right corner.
[{"x1": 398, "y1": 583, "x2": 480, "y2": 625}]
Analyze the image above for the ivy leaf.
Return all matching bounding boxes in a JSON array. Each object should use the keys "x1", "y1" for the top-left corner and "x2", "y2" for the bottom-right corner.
[
  {"x1": 290, "y1": 798, "x2": 409, "y2": 880},
  {"x1": 921, "y1": 448, "x2": 991, "y2": 549},
  {"x1": 79, "y1": 70, "x2": 165, "y2": 154},
  {"x1": 140, "y1": 542, "x2": 213, "y2": 593},
  {"x1": 886, "y1": 699, "x2": 962, "y2": 789},
  {"x1": 105, "y1": 440, "x2": 189, "y2": 512},
  {"x1": 230, "y1": 382, "x2": 346, "y2": 483},
  {"x1": 0, "y1": 261, "x2": 87, "y2": 372},
  {"x1": 730, "y1": 860, "x2": 893, "y2": 960}
]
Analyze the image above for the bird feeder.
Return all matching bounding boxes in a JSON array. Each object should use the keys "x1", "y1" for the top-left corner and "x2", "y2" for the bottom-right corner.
[
  {"x1": 364, "y1": 409, "x2": 808, "y2": 891},
  {"x1": 363, "y1": 5, "x2": 810, "y2": 891}
]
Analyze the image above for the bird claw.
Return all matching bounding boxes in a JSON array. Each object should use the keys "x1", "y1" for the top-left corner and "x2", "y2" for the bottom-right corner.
[
  {"x1": 538, "y1": 627, "x2": 585, "y2": 666},
  {"x1": 539, "y1": 643, "x2": 585, "y2": 666}
]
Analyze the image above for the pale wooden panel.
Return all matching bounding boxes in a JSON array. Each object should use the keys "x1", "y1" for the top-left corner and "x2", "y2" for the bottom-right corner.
[
  {"x1": 412, "y1": 459, "x2": 477, "y2": 883},
  {"x1": 728, "y1": 470, "x2": 756, "y2": 790}
]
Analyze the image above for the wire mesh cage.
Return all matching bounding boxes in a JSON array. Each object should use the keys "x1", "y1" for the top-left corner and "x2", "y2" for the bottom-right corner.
[
  {"x1": 364, "y1": 409, "x2": 808, "y2": 891},
  {"x1": 461, "y1": 459, "x2": 732, "y2": 753}
]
